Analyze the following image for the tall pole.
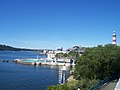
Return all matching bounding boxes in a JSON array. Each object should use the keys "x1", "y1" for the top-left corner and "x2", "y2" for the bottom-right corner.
[{"x1": 37, "y1": 54, "x2": 39, "y2": 60}]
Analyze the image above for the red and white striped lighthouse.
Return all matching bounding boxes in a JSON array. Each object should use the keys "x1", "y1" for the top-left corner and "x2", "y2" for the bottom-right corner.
[{"x1": 112, "y1": 31, "x2": 116, "y2": 45}]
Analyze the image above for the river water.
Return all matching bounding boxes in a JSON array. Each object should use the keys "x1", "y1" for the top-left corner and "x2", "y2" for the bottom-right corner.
[{"x1": 0, "y1": 51, "x2": 70, "y2": 90}]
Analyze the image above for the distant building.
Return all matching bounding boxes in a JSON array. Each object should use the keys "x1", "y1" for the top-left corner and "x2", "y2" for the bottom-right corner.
[
  {"x1": 57, "y1": 47, "x2": 63, "y2": 51},
  {"x1": 43, "y1": 47, "x2": 68, "y2": 59}
]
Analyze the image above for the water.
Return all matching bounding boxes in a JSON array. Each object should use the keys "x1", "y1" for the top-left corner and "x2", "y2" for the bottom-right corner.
[
  {"x1": 0, "y1": 51, "x2": 46, "y2": 60},
  {"x1": 0, "y1": 51, "x2": 70, "y2": 90}
]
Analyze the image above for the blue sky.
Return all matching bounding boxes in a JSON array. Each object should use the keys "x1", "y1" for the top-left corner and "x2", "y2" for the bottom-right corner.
[{"x1": 0, "y1": 0, "x2": 120, "y2": 49}]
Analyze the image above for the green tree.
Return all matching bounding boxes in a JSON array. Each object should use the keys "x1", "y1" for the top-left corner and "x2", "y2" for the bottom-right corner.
[
  {"x1": 48, "y1": 44, "x2": 120, "y2": 90},
  {"x1": 74, "y1": 44, "x2": 120, "y2": 80},
  {"x1": 55, "y1": 53, "x2": 64, "y2": 58},
  {"x1": 68, "y1": 51, "x2": 80, "y2": 60}
]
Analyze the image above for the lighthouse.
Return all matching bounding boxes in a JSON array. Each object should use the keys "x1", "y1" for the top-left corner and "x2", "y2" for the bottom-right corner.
[{"x1": 112, "y1": 31, "x2": 116, "y2": 45}]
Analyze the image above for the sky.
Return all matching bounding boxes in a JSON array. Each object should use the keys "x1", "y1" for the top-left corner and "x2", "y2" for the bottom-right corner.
[{"x1": 0, "y1": 0, "x2": 120, "y2": 49}]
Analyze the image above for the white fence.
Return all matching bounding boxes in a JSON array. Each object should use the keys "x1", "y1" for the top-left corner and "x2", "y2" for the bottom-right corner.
[{"x1": 114, "y1": 78, "x2": 120, "y2": 90}]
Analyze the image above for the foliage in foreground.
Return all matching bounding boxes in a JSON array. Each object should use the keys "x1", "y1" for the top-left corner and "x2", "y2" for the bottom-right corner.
[
  {"x1": 74, "y1": 44, "x2": 120, "y2": 80},
  {"x1": 48, "y1": 80, "x2": 78, "y2": 90},
  {"x1": 48, "y1": 79, "x2": 98, "y2": 90},
  {"x1": 48, "y1": 44, "x2": 120, "y2": 90},
  {"x1": 75, "y1": 79, "x2": 98, "y2": 90},
  {"x1": 73, "y1": 44, "x2": 120, "y2": 89}
]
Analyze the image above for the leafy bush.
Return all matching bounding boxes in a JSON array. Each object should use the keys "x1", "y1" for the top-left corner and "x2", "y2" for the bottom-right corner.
[
  {"x1": 74, "y1": 44, "x2": 120, "y2": 80},
  {"x1": 48, "y1": 80, "x2": 78, "y2": 90}
]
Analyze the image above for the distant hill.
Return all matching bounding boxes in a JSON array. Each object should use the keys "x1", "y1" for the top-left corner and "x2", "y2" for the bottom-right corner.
[{"x1": 0, "y1": 44, "x2": 42, "y2": 51}]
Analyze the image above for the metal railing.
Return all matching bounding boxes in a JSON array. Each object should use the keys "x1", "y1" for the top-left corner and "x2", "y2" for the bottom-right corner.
[{"x1": 89, "y1": 74, "x2": 120, "y2": 90}]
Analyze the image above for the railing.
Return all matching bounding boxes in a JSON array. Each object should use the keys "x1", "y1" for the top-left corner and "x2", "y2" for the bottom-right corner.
[{"x1": 89, "y1": 74, "x2": 120, "y2": 90}]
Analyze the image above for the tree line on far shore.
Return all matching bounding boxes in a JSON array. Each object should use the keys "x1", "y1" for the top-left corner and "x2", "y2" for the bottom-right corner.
[{"x1": 0, "y1": 44, "x2": 42, "y2": 52}]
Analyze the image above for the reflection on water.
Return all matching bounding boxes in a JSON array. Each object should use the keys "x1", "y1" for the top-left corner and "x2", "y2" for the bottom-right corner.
[
  {"x1": 0, "y1": 62, "x2": 59, "y2": 90},
  {"x1": 0, "y1": 51, "x2": 46, "y2": 60}
]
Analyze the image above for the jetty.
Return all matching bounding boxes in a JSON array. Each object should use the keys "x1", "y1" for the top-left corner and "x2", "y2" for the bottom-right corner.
[{"x1": 15, "y1": 48, "x2": 76, "y2": 66}]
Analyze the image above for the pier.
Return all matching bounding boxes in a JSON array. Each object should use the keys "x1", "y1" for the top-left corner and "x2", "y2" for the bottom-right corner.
[{"x1": 59, "y1": 66, "x2": 67, "y2": 84}]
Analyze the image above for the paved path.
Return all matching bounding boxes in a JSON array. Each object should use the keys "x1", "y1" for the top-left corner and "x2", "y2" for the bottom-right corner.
[{"x1": 101, "y1": 81, "x2": 117, "y2": 90}]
